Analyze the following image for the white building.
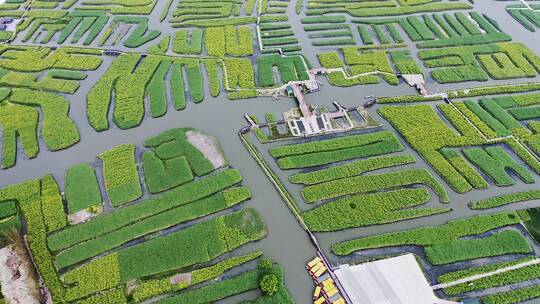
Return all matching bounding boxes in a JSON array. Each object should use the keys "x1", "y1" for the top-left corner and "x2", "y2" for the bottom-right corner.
[{"x1": 335, "y1": 254, "x2": 459, "y2": 304}]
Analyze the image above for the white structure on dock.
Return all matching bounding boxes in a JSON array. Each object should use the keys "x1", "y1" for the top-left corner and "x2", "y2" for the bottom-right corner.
[
  {"x1": 286, "y1": 83, "x2": 354, "y2": 137},
  {"x1": 335, "y1": 254, "x2": 459, "y2": 304}
]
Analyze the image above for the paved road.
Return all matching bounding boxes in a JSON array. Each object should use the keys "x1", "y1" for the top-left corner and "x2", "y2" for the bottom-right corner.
[{"x1": 431, "y1": 258, "x2": 540, "y2": 290}]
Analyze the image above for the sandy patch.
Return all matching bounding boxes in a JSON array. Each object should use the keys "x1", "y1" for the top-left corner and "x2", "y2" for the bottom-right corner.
[
  {"x1": 68, "y1": 206, "x2": 102, "y2": 225},
  {"x1": 0, "y1": 245, "x2": 41, "y2": 304},
  {"x1": 186, "y1": 131, "x2": 226, "y2": 169}
]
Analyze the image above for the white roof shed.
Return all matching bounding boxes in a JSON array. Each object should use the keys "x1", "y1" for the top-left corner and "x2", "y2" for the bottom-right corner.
[{"x1": 334, "y1": 254, "x2": 459, "y2": 304}]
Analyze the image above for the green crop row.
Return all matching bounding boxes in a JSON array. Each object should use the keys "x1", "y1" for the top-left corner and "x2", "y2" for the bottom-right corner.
[
  {"x1": 270, "y1": 130, "x2": 400, "y2": 158},
  {"x1": 115, "y1": 208, "x2": 266, "y2": 282},
  {"x1": 55, "y1": 187, "x2": 251, "y2": 269},
  {"x1": 301, "y1": 168, "x2": 449, "y2": 203},
  {"x1": 65, "y1": 164, "x2": 102, "y2": 214},
  {"x1": 424, "y1": 230, "x2": 532, "y2": 265},
  {"x1": 148, "y1": 35, "x2": 170, "y2": 55},
  {"x1": 143, "y1": 152, "x2": 194, "y2": 194},
  {"x1": 389, "y1": 49, "x2": 421, "y2": 74},
  {"x1": 463, "y1": 146, "x2": 534, "y2": 187},
  {"x1": 47, "y1": 169, "x2": 243, "y2": 251},
  {"x1": 462, "y1": 100, "x2": 509, "y2": 137},
  {"x1": 40, "y1": 175, "x2": 67, "y2": 233},
  {"x1": 470, "y1": 189, "x2": 540, "y2": 210},
  {"x1": 332, "y1": 211, "x2": 521, "y2": 255},
  {"x1": 98, "y1": 144, "x2": 142, "y2": 206},
  {"x1": 419, "y1": 42, "x2": 540, "y2": 83},
  {"x1": 58, "y1": 11, "x2": 109, "y2": 45},
  {"x1": 223, "y1": 57, "x2": 257, "y2": 99},
  {"x1": 131, "y1": 251, "x2": 262, "y2": 302},
  {"x1": 483, "y1": 284, "x2": 540, "y2": 304},
  {"x1": 438, "y1": 257, "x2": 535, "y2": 283},
  {"x1": 303, "y1": 188, "x2": 449, "y2": 231},
  {"x1": 445, "y1": 256, "x2": 540, "y2": 295},
  {"x1": 0, "y1": 47, "x2": 102, "y2": 72},
  {"x1": 290, "y1": 154, "x2": 415, "y2": 185},
  {"x1": 0, "y1": 88, "x2": 81, "y2": 169}
]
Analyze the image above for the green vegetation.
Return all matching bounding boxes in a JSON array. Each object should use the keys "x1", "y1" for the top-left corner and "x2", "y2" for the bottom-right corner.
[
  {"x1": 270, "y1": 131, "x2": 404, "y2": 169},
  {"x1": 257, "y1": 54, "x2": 309, "y2": 87},
  {"x1": 131, "y1": 251, "x2": 262, "y2": 302},
  {"x1": 332, "y1": 211, "x2": 522, "y2": 256},
  {"x1": 379, "y1": 104, "x2": 491, "y2": 193},
  {"x1": 463, "y1": 147, "x2": 534, "y2": 187},
  {"x1": 173, "y1": 29, "x2": 203, "y2": 54},
  {"x1": 48, "y1": 169, "x2": 243, "y2": 251},
  {"x1": 55, "y1": 188, "x2": 252, "y2": 268},
  {"x1": 438, "y1": 257, "x2": 535, "y2": 283},
  {"x1": 483, "y1": 284, "x2": 540, "y2": 304},
  {"x1": 65, "y1": 164, "x2": 102, "y2": 214},
  {"x1": 112, "y1": 208, "x2": 265, "y2": 281},
  {"x1": 301, "y1": 168, "x2": 448, "y2": 203},
  {"x1": 424, "y1": 230, "x2": 532, "y2": 265},
  {"x1": 443, "y1": 257, "x2": 540, "y2": 294},
  {"x1": 303, "y1": 188, "x2": 450, "y2": 231},
  {"x1": 98, "y1": 144, "x2": 142, "y2": 206},
  {"x1": 471, "y1": 190, "x2": 540, "y2": 210},
  {"x1": 290, "y1": 154, "x2": 415, "y2": 185}
]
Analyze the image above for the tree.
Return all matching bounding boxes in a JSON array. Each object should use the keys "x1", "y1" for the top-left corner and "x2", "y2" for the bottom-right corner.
[
  {"x1": 259, "y1": 258, "x2": 272, "y2": 270},
  {"x1": 259, "y1": 274, "x2": 278, "y2": 296}
]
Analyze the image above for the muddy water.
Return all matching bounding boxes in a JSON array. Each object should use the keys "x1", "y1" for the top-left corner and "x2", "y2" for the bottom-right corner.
[{"x1": 3, "y1": 0, "x2": 540, "y2": 303}]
